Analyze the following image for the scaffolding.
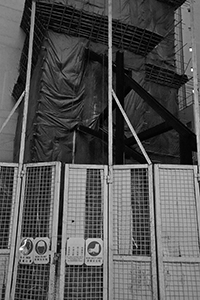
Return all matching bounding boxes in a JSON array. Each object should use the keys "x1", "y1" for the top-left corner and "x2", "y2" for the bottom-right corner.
[{"x1": 2, "y1": 0, "x2": 200, "y2": 299}]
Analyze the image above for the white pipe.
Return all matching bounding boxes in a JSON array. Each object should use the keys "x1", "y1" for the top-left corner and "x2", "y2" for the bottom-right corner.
[
  {"x1": 190, "y1": 0, "x2": 200, "y2": 175},
  {"x1": 18, "y1": 1, "x2": 36, "y2": 165},
  {"x1": 7, "y1": 2, "x2": 36, "y2": 299},
  {"x1": 112, "y1": 90, "x2": 152, "y2": 165},
  {"x1": 0, "y1": 91, "x2": 25, "y2": 135},
  {"x1": 108, "y1": 0, "x2": 113, "y2": 168},
  {"x1": 108, "y1": 2, "x2": 113, "y2": 300}
]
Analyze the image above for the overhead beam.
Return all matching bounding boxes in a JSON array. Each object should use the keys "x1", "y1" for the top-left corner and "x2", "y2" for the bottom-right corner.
[
  {"x1": 126, "y1": 121, "x2": 173, "y2": 146},
  {"x1": 87, "y1": 50, "x2": 197, "y2": 152},
  {"x1": 77, "y1": 125, "x2": 147, "y2": 163}
]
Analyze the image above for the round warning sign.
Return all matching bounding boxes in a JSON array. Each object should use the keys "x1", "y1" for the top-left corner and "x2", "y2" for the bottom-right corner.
[
  {"x1": 34, "y1": 237, "x2": 50, "y2": 265},
  {"x1": 85, "y1": 238, "x2": 103, "y2": 266},
  {"x1": 19, "y1": 237, "x2": 34, "y2": 265},
  {"x1": 87, "y1": 241, "x2": 102, "y2": 256},
  {"x1": 19, "y1": 238, "x2": 34, "y2": 256},
  {"x1": 35, "y1": 240, "x2": 48, "y2": 255}
]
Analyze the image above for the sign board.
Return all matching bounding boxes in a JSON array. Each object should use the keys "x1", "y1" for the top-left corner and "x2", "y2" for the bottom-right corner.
[
  {"x1": 34, "y1": 237, "x2": 50, "y2": 264},
  {"x1": 85, "y1": 238, "x2": 103, "y2": 266},
  {"x1": 19, "y1": 237, "x2": 50, "y2": 265},
  {"x1": 19, "y1": 238, "x2": 34, "y2": 265},
  {"x1": 66, "y1": 238, "x2": 85, "y2": 265}
]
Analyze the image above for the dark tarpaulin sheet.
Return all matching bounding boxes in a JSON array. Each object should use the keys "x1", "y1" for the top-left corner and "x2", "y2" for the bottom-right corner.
[
  {"x1": 14, "y1": 32, "x2": 108, "y2": 163},
  {"x1": 14, "y1": 0, "x2": 180, "y2": 164}
]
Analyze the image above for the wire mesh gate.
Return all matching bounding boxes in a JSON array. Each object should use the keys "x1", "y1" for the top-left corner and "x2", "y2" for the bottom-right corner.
[
  {"x1": 59, "y1": 164, "x2": 108, "y2": 300},
  {"x1": 2, "y1": 163, "x2": 200, "y2": 299},
  {"x1": 154, "y1": 165, "x2": 200, "y2": 299},
  {"x1": 111, "y1": 165, "x2": 157, "y2": 300},
  {"x1": 10, "y1": 162, "x2": 61, "y2": 300},
  {"x1": 0, "y1": 163, "x2": 18, "y2": 299}
]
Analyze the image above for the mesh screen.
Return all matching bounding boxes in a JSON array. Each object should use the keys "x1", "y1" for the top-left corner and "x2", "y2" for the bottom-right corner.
[
  {"x1": 112, "y1": 167, "x2": 154, "y2": 299},
  {"x1": 0, "y1": 166, "x2": 17, "y2": 249},
  {"x1": 157, "y1": 166, "x2": 200, "y2": 299},
  {"x1": 14, "y1": 264, "x2": 50, "y2": 300},
  {"x1": 113, "y1": 168, "x2": 150, "y2": 256},
  {"x1": 64, "y1": 266, "x2": 103, "y2": 299},
  {"x1": 159, "y1": 168, "x2": 200, "y2": 257},
  {"x1": 21, "y1": 165, "x2": 55, "y2": 238},
  {"x1": 0, "y1": 255, "x2": 9, "y2": 300},
  {"x1": 113, "y1": 261, "x2": 152, "y2": 300},
  {"x1": 164, "y1": 263, "x2": 200, "y2": 299},
  {"x1": 63, "y1": 167, "x2": 104, "y2": 300},
  {"x1": 14, "y1": 164, "x2": 57, "y2": 300}
]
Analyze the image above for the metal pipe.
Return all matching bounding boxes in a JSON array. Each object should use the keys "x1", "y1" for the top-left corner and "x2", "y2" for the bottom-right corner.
[
  {"x1": 0, "y1": 91, "x2": 25, "y2": 135},
  {"x1": 19, "y1": 2, "x2": 36, "y2": 165},
  {"x1": 7, "y1": 2, "x2": 36, "y2": 299},
  {"x1": 190, "y1": 0, "x2": 200, "y2": 175},
  {"x1": 108, "y1": 0, "x2": 113, "y2": 168},
  {"x1": 112, "y1": 90, "x2": 152, "y2": 165}
]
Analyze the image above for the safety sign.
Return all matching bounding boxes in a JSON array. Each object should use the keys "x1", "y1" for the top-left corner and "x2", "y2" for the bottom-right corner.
[
  {"x1": 66, "y1": 237, "x2": 85, "y2": 265},
  {"x1": 19, "y1": 238, "x2": 34, "y2": 264},
  {"x1": 85, "y1": 238, "x2": 103, "y2": 266},
  {"x1": 19, "y1": 237, "x2": 50, "y2": 265}
]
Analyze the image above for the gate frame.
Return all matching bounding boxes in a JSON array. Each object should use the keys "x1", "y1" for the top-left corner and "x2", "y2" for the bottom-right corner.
[
  {"x1": 154, "y1": 164, "x2": 200, "y2": 300},
  {"x1": 59, "y1": 164, "x2": 108, "y2": 300},
  {"x1": 10, "y1": 161, "x2": 61, "y2": 300},
  {"x1": 0, "y1": 163, "x2": 19, "y2": 299},
  {"x1": 111, "y1": 164, "x2": 158, "y2": 300}
]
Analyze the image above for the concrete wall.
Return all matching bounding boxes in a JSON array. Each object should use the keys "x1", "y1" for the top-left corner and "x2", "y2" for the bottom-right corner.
[{"x1": 0, "y1": 0, "x2": 25, "y2": 162}]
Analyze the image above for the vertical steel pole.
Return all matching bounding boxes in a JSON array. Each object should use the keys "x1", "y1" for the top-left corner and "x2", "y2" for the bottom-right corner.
[
  {"x1": 6, "y1": 2, "x2": 36, "y2": 299},
  {"x1": 177, "y1": 7, "x2": 187, "y2": 108},
  {"x1": 108, "y1": 1, "x2": 113, "y2": 300},
  {"x1": 108, "y1": 0, "x2": 113, "y2": 168},
  {"x1": 19, "y1": 2, "x2": 36, "y2": 166},
  {"x1": 190, "y1": 0, "x2": 200, "y2": 175}
]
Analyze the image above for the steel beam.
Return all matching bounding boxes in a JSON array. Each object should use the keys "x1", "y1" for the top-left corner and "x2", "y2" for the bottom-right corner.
[{"x1": 77, "y1": 125, "x2": 147, "y2": 163}]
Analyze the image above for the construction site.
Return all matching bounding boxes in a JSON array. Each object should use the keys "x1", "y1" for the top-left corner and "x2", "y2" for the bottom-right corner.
[{"x1": 0, "y1": 0, "x2": 200, "y2": 299}]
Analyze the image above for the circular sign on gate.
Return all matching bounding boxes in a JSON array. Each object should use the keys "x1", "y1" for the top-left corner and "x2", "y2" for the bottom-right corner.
[
  {"x1": 35, "y1": 240, "x2": 48, "y2": 255},
  {"x1": 19, "y1": 238, "x2": 34, "y2": 256},
  {"x1": 87, "y1": 241, "x2": 102, "y2": 257},
  {"x1": 85, "y1": 238, "x2": 103, "y2": 266}
]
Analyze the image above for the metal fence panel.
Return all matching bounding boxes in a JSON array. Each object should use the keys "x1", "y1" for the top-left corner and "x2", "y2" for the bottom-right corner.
[
  {"x1": 60, "y1": 164, "x2": 107, "y2": 300},
  {"x1": 112, "y1": 165, "x2": 157, "y2": 300},
  {"x1": 0, "y1": 163, "x2": 18, "y2": 299},
  {"x1": 11, "y1": 162, "x2": 61, "y2": 300},
  {"x1": 154, "y1": 165, "x2": 200, "y2": 300}
]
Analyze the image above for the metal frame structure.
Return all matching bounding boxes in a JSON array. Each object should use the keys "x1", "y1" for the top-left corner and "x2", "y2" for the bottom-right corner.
[
  {"x1": 0, "y1": 163, "x2": 19, "y2": 299},
  {"x1": 154, "y1": 164, "x2": 200, "y2": 299},
  {"x1": 60, "y1": 164, "x2": 108, "y2": 300},
  {"x1": 10, "y1": 161, "x2": 61, "y2": 300}
]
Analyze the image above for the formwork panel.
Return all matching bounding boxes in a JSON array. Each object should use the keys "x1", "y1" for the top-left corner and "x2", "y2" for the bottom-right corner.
[
  {"x1": 60, "y1": 165, "x2": 107, "y2": 300},
  {"x1": 112, "y1": 165, "x2": 157, "y2": 300},
  {"x1": 12, "y1": 162, "x2": 61, "y2": 300},
  {"x1": 155, "y1": 165, "x2": 200, "y2": 299}
]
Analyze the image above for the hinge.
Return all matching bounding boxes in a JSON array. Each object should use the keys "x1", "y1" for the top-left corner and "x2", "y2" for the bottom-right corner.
[
  {"x1": 106, "y1": 174, "x2": 113, "y2": 184},
  {"x1": 20, "y1": 170, "x2": 25, "y2": 177}
]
